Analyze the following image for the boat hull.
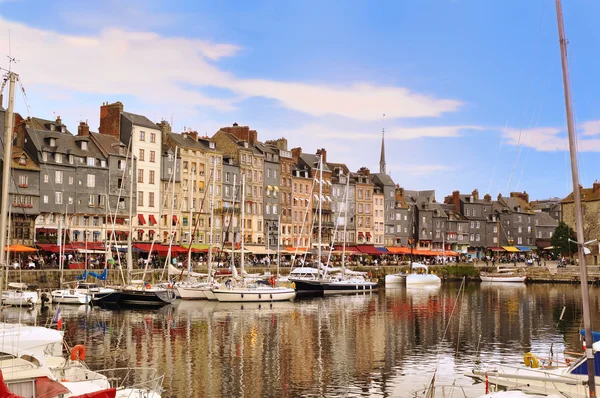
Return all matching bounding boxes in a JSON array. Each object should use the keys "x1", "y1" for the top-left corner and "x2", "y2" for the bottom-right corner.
[
  {"x1": 118, "y1": 288, "x2": 176, "y2": 306},
  {"x1": 384, "y1": 274, "x2": 405, "y2": 285},
  {"x1": 51, "y1": 290, "x2": 89, "y2": 305},
  {"x1": 212, "y1": 287, "x2": 296, "y2": 302},
  {"x1": 405, "y1": 274, "x2": 441, "y2": 285},
  {"x1": 322, "y1": 281, "x2": 378, "y2": 295},
  {"x1": 288, "y1": 279, "x2": 325, "y2": 297},
  {"x1": 176, "y1": 286, "x2": 208, "y2": 300},
  {"x1": 90, "y1": 291, "x2": 122, "y2": 304},
  {"x1": 480, "y1": 274, "x2": 526, "y2": 283},
  {"x1": 2, "y1": 291, "x2": 39, "y2": 306}
]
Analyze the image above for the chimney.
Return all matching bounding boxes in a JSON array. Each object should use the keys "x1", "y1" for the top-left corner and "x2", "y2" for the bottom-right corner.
[
  {"x1": 56, "y1": 116, "x2": 62, "y2": 126},
  {"x1": 484, "y1": 193, "x2": 492, "y2": 202},
  {"x1": 220, "y1": 123, "x2": 257, "y2": 145},
  {"x1": 316, "y1": 148, "x2": 327, "y2": 164},
  {"x1": 594, "y1": 180, "x2": 600, "y2": 193},
  {"x1": 291, "y1": 147, "x2": 302, "y2": 165},
  {"x1": 99, "y1": 101, "x2": 124, "y2": 138},
  {"x1": 510, "y1": 191, "x2": 530, "y2": 203},
  {"x1": 15, "y1": 116, "x2": 29, "y2": 149},
  {"x1": 156, "y1": 120, "x2": 172, "y2": 142},
  {"x1": 452, "y1": 190, "x2": 460, "y2": 213},
  {"x1": 472, "y1": 189, "x2": 479, "y2": 200},
  {"x1": 275, "y1": 138, "x2": 288, "y2": 151},
  {"x1": 77, "y1": 121, "x2": 90, "y2": 137},
  {"x1": 183, "y1": 130, "x2": 199, "y2": 141}
]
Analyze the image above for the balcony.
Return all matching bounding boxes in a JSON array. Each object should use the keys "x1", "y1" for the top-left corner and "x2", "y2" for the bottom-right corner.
[{"x1": 18, "y1": 184, "x2": 28, "y2": 188}]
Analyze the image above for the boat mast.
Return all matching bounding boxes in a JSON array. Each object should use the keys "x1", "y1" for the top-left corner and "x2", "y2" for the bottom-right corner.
[
  {"x1": 555, "y1": 1, "x2": 596, "y2": 395},
  {"x1": 230, "y1": 174, "x2": 237, "y2": 270},
  {"x1": 208, "y1": 156, "x2": 217, "y2": 276},
  {"x1": 187, "y1": 168, "x2": 193, "y2": 273},
  {"x1": 240, "y1": 173, "x2": 245, "y2": 275},
  {"x1": 126, "y1": 136, "x2": 134, "y2": 284},
  {"x1": 341, "y1": 172, "x2": 349, "y2": 271},
  {"x1": 318, "y1": 154, "x2": 323, "y2": 275},
  {"x1": 276, "y1": 212, "x2": 281, "y2": 278},
  {"x1": 0, "y1": 71, "x2": 16, "y2": 298}
]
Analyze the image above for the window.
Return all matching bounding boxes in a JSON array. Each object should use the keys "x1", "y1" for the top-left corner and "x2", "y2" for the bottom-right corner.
[
  {"x1": 88, "y1": 194, "x2": 95, "y2": 206},
  {"x1": 18, "y1": 175, "x2": 28, "y2": 186},
  {"x1": 476, "y1": 221, "x2": 480, "y2": 228},
  {"x1": 138, "y1": 169, "x2": 144, "y2": 183},
  {"x1": 138, "y1": 191, "x2": 144, "y2": 206},
  {"x1": 150, "y1": 132, "x2": 156, "y2": 143},
  {"x1": 81, "y1": 141, "x2": 88, "y2": 150},
  {"x1": 517, "y1": 237, "x2": 523, "y2": 245},
  {"x1": 149, "y1": 192, "x2": 155, "y2": 207},
  {"x1": 69, "y1": 155, "x2": 74, "y2": 164},
  {"x1": 55, "y1": 171, "x2": 63, "y2": 184},
  {"x1": 55, "y1": 192, "x2": 63, "y2": 204},
  {"x1": 139, "y1": 131, "x2": 146, "y2": 141},
  {"x1": 69, "y1": 176, "x2": 74, "y2": 185},
  {"x1": 273, "y1": 170, "x2": 278, "y2": 179},
  {"x1": 42, "y1": 152, "x2": 48, "y2": 162},
  {"x1": 273, "y1": 204, "x2": 278, "y2": 214},
  {"x1": 43, "y1": 195, "x2": 48, "y2": 203},
  {"x1": 118, "y1": 160, "x2": 126, "y2": 170},
  {"x1": 149, "y1": 170, "x2": 155, "y2": 184},
  {"x1": 465, "y1": 208, "x2": 471, "y2": 216},
  {"x1": 49, "y1": 138, "x2": 56, "y2": 147},
  {"x1": 87, "y1": 157, "x2": 95, "y2": 166},
  {"x1": 68, "y1": 196, "x2": 73, "y2": 205},
  {"x1": 139, "y1": 149, "x2": 145, "y2": 161},
  {"x1": 100, "y1": 160, "x2": 106, "y2": 167},
  {"x1": 87, "y1": 174, "x2": 95, "y2": 187},
  {"x1": 55, "y1": 153, "x2": 62, "y2": 163},
  {"x1": 473, "y1": 209, "x2": 477, "y2": 217},
  {"x1": 517, "y1": 215, "x2": 522, "y2": 222}
]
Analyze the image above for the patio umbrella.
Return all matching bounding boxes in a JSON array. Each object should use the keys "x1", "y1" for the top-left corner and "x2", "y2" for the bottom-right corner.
[{"x1": 5, "y1": 244, "x2": 37, "y2": 253}]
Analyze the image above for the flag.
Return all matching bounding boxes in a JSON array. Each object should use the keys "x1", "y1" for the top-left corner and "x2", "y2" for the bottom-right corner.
[{"x1": 53, "y1": 307, "x2": 62, "y2": 330}]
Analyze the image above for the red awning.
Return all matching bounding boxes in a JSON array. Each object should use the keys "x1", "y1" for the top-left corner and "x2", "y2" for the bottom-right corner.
[
  {"x1": 173, "y1": 215, "x2": 178, "y2": 223},
  {"x1": 137, "y1": 214, "x2": 146, "y2": 225},
  {"x1": 36, "y1": 243, "x2": 76, "y2": 253},
  {"x1": 149, "y1": 215, "x2": 157, "y2": 225},
  {"x1": 133, "y1": 243, "x2": 155, "y2": 252},
  {"x1": 333, "y1": 245, "x2": 361, "y2": 254},
  {"x1": 357, "y1": 245, "x2": 382, "y2": 255},
  {"x1": 149, "y1": 230, "x2": 155, "y2": 235},
  {"x1": 357, "y1": 232, "x2": 364, "y2": 237},
  {"x1": 115, "y1": 218, "x2": 125, "y2": 224},
  {"x1": 0, "y1": 369, "x2": 30, "y2": 398},
  {"x1": 386, "y1": 246, "x2": 411, "y2": 254},
  {"x1": 366, "y1": 232, "x2": 372, "y2": 237},
  {"x1": 137, "y1": 229, "x2": 145, "y2": 234},
  {"x1": 489, "y1": 247, "x2": 505, "y2": 252}
]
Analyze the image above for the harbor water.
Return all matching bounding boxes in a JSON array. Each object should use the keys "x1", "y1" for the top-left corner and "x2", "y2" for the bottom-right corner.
[{"x1": 8, "y1": 282, "x2": 600, "y2": 397}]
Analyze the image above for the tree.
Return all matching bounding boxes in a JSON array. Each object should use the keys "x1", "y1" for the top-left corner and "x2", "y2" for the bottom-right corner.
[{"x1": 551, "y1": 221, "x2": 577, "y2": 256}]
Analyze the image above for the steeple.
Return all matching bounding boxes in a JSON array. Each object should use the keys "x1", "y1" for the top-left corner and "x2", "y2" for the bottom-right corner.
[{"x1": 379, "y1": 113, "x2": 386, "y2": 174}]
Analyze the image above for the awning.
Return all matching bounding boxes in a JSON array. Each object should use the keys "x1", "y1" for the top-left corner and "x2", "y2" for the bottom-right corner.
[
  {"x1": 357, "y1": 245, "x2": 382, "y2": 255},
  {"x1": 36, "y1": 243, "x2": 76, "y2": 253},
  {"x1": 137, "y1": 214, "x2": 146, "y2": 225},
  {"x1": 5, "y1": 244, "x2": 37, "y2": 253},
  {"x1": 516, "y1": 246, "x2": 532, "y2": 252},
  {"x1": 133, "y1": 243, "x2": 156, "y2": 252},
  {"x1": 489, "y1": 247, "x2": 505, "y2": 252},
  {"x1": 366, "y1": 232, "x2": 372, "y2": 237},
  {"x1": 173, "y1": 215, "x2": 178, "y2": 223},
  {"x1": 274, "y1": 186, "x2": 279, "y2": 191},
  {"x1": 386, "y1": 246, "x2": 411, "y2": 255},
  {"x1": 376, "y1": 247, "x2": 388, "y2": 253},
  {"x1": 502, "y1": 246, "x2": 520, "y2": 252},
  {"x1": 266, "y1": 185, "x2": 273, "y2": 190},
  {"x1": 543, "y1": 246, "x2": 555, "y2": 250},
  {"x1": 284, "y1": 246, "x2": 310, "y2": 254},
  {"x1": 358, "y1": 232, "x2": 364, "y2": 237},
  {"x1": 149, "y1": 230, "x2": 155, "y2": 235},
  {"x1": 149, "y1": 215, "x2": 157, "y2": 225}
]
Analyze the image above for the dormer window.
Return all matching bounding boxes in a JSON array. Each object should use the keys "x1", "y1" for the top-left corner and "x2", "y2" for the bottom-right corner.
[
  {"x1": 243, "y1": 142, "x2": 248, "y2": 148},
  {"x1": 209, "y1": 142, "x2": 215, "y2": 149},
  {"x1": 49, "y1": 138, "x2": 56, "y2": 147},
  {"x1": 87, "y1": 157, "x2": 95, "y2": 166},
  {"x1": 69, "y1": 155, "x2": 74, "y2": 164},
  {"x1": 41, "y1": 152, "x2": 48, "y2": 162},
  {"x1": 55, "y1": 153, "x2": 62, "y2": 163},
  {"x1": 81, "y1": 141, "x2": 88, "y2": 151},
  {"x1": 100, "y1": 160, "x2": 106, "y2": 167}
]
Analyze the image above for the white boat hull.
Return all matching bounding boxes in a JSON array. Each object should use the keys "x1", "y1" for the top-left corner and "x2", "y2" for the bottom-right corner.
[
  {"x1": 2, "y1": 291, "x2": 39, "y2": 306},
  {"x1": 176, "y1": 286, "x2": 208, "y2": 300},
  {"x1": 204, "y1": 289, "x2": 217, "y2": 301},
  {"x1": 212, "y1": 287, "x2": 296, "y2": 302},
  {"x1": 384, "y1": 274, "x2": 405, "y2": 285},
  {"x1": 406, "y1": 274, "x2": 441, "y2": 285},
  {"x1": 480, "y1": 274, "x2": 526, "y2": 283},
  {"x1": 51, "y1": 290, "x2": 89, "y2": 305}
]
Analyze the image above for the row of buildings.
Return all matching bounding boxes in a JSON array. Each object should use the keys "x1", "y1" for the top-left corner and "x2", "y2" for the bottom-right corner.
[{"x1": 0, "y1": 100, "x2": 566, "y2": 258}]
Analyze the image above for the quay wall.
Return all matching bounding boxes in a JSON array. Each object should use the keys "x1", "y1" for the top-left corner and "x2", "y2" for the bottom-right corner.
[{"x1": 4, "y1": 262, "x2": 599, "y2": 289}]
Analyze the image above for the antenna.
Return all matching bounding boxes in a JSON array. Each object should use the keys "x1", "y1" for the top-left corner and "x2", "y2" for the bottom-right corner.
[
  {"x1": 7, "y1": 29, "x2": 19, "y2": 72},
  {"x1": 382, "y1": 113, "x2": 385, "y2": 134}
]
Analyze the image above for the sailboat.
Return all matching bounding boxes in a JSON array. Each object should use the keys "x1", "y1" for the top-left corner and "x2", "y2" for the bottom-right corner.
[
  {"x1": 467, "y1": 2, "x2": 598, "y2": 397},
  {"x1": 480, "y1": 218, "x2": 525, "y2": 283},
  {"x1": 212, "y1": 173, "x2": 296, "y2": 302},
  {"x1": 321, "y1": 169, "x2": 377, "y2": 294},
  {"x1": 117, "y1": 141, "x2": 175, "y2": 306}
]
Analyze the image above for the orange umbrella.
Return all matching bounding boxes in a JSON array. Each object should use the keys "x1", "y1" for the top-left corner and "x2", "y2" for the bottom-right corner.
[{"x1": 5, "y1": 244, "x2": 38, "y2": 253}]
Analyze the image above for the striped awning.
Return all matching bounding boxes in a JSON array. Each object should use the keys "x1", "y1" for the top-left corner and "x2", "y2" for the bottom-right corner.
[{"x1": 502, "y1": 246, "x2": 520, "y2": 252}]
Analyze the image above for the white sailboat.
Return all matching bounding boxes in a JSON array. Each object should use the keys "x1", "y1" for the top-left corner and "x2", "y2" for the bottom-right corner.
[{"x1": 212, "y1": 173, "x2": 295, "y2": 303}]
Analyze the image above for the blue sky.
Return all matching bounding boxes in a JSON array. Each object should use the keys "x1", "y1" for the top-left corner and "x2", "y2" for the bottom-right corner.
[{"x1": 1, "y1": 0, "x2": 600, "y2": 201}]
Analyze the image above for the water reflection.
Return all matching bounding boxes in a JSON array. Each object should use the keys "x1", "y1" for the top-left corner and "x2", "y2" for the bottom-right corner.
[{"x1": 19, "y1": 283, "x2": 600, "y2": 397}]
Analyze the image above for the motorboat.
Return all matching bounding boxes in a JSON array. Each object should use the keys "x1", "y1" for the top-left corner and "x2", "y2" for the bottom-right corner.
[
  {"x1": 480, "y1": 267, "x2": 526, "y2": 283},
  {"x1": 405, "y1": 263, "x2": 441, "y2": 285},
  {"x1": 118, "y1": 280, "x2": 176, "y2": 306},
  {"x1": 321, "y1": 270, "x2": 378, "y2": 295},
  {"x1": 51, "y1": 286, "x2": 90, "y2": 305},
  {"x1": 1, "y1": 282, "x2": 40, "y2": 307},
  {"x1": 384, "y1": 271, "x2": 407, "y2": 286}
]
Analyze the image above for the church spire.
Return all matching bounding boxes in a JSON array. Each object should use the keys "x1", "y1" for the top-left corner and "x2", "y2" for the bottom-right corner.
[{"x1": 379, "y1": 113, "x2": 386, "y2": 174}]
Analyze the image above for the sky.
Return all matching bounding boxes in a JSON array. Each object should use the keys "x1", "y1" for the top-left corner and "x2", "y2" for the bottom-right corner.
[{"x1": 1, "y1": 0, "x2": 600, "y2": 202}]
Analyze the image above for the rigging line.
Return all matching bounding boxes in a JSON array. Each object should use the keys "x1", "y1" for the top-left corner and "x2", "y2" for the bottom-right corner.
[
  {"x1": 506, "y1": 1, "x2": 547, "y2": 193},
  {"x1": 487, "y1": 120, "x2": 508, "y2": 195}
]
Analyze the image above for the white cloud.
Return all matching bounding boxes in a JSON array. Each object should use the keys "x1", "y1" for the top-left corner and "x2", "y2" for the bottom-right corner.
[
  {"x1": 0, "y1": 17, "x2": 463, "y2": 122},
  {"x1": 504, "y1": 123, "x2": 600, "y2": 152},
  {"x1": 388, "y1": 164, "x2": 456, "y2": 175}
]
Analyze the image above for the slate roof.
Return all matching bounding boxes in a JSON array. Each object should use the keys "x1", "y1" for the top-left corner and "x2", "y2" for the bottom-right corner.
[
  {"x1": 300, "y1": 153, "x2": 331, "y2": 173},
  {"x1": 562, "y1": 187, "x2": 600, "y2": 204},
  {"x1": 27, "y1": 127, "x2": 104, "y2": 160},
  {"x1": 167, "y1": 133, "x2": 213, "y2": 151},
  {"x1": 535, "y1": 212, "x2": 558, "y2": 227},
  {"x1": 122, "y1": 112, "x2": 160, "y2": 130},
  {"x1": 371, "y1": 172, "x2": 395, "y2": 187},
  {"x1": 496, "y1": 195, "x2": 534, "y2": 214},
  {"x1": 30, "y1": 117, "x2": 72, "y2": 134},
  {"x1": 90, "y1": 132, "x2": 130, "y2": 157},
  {"x1": 11, "y1": 148, "x2": 40, "y2": 171}
]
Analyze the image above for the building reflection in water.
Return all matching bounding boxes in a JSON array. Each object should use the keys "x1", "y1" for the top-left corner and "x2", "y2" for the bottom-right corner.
[{"x1": 40, "y1": 283, "x2": 600, "y2": 397}]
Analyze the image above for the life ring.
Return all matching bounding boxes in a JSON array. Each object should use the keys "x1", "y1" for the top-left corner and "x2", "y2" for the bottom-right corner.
[
  {"x1": 523, "y1": 352, "x2": 539, "y2": 368},
  {"x1": 290, "y1": 282, "x2": 296, "y2": 289},
  {"x1": 70, "y1": 345, "x2": 87, "y2": 361},
  {"x1": 146, "y1": 284, "x2": 152, "y2": 289}
]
